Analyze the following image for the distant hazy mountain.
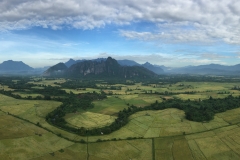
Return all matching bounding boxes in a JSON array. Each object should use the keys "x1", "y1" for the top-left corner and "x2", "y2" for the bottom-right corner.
[
  {"x1": 65, "y1": 58, "x2": 165, "y2": 75},
  {"x1": 63, "y1": 58, "x2": 240, "y2": 76},
  {"x1": 0, "y1": 60, "x2": 33, "y2": 72},
  {"x1": 2, "y1": 58, "x2": 240, "y2": 76},
  {"x1": 34, "y1": 66, "x2": 50, "y2": 72},
  {"x1": 117, "y1": 60, "x2": 141, "y2": 66},
  {"x1": 46, "y1": 57, "x2": 157, "y2": 78},
  {"x1": 65, "y1": 59, "x2": 77, "y2": 68},
  {"x1": 65, "y1": 58, "x2": 140, "y2": 67},
  {"x1": 43, "y1": 63, "x2": 68, "y2": 76},
  {"x1": 65, "y1": 58, "x2": 107, "y2": 67},
  {"x1": 158, "y1": 65, "x2": 172, "y2": 72},
  {"x1": 65, "y1": 59, "x2": 86, "y2": 68},
  {"x1": 169, "y1": 64, "x2": 240, "y2": 75},
  {"x1": 142, "y1": 62, "x2": 164, "y2": 74}
]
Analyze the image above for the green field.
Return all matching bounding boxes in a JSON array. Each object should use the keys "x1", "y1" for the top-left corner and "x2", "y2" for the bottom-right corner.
[
  {"x1": 0, "y1": 94, "x2": 61, "y2": 124},
  {"x1": 62, "y1": 88, "x2": 101, "y2": 94},
  {"x1": 1, "y1": 103, "x2": 240, "y2": 159},
  {"x1": 65, "y1": 112, "x2": 117, "y2": 129},
  {"x1": 0, "y1": 110, "x2": 75, "y2": 160},
  {"x1": 12, "y1": 92, "x2": 43, "y2": 98},
  {"x1": 90, "y1": 94, "x2": 162, "y2": 115},
  {"x1": 2, "y1": 79, "x2": 240, "y2": 159},
  {"x1": 28, "y1": 78, "x2": 66, "y2": 87}
]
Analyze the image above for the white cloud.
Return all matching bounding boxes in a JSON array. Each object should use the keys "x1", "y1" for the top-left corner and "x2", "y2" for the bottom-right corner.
[
  {"x1": 178, "y1": 58, "x2": 224, "y2": 65},
  {"x1": 120, "y1": 22, "x2": 240, "y2": 44},
  {"x1": 0, "y1": 0, "x2": 239, "y2": 45},
  {"x1": 71, "y1": 52, "x2": 170, "y2": 64},
  {"x1": 235, "y1": 52, "x2": 240, "y2": 58},
  {"x1": 200, "y1": 53, "x2": 229, "y2": 60},
  {"x1": 69, "y1": 52, "x2": 228, "y2": 67}
]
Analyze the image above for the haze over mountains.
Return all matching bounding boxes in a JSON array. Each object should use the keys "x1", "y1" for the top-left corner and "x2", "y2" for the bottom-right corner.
[
  {"x1": 44, "y1": 57, "x2": 157, "y2": 78},
  {"x1": 64, "y1": 58, "x2": 164, "y2": 74},
  {"x1": 0, "y1": 60, "x2": 47, "y2": 75},
  {"x1": 1, "y1": 58, "x2": 240, "y2": 76},
  {"x1": 0, "y1": 60, "x2": 33, "y2": 71}
]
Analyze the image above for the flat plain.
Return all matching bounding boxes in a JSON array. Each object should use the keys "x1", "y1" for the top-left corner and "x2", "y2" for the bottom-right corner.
[{"x1": 1, "y1": 79, "x2": 240, "y2": 159}]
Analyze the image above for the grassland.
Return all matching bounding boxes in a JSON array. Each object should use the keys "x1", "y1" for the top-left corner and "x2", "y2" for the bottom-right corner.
[
  {"x1": 2, "y1": 80, "x2": 240, "y2": 141},
  {"x1": 0, "y1": 110, "x2": 76, "y2": 160},
  {"x1": 28, "y1": 78, "x2": 66, "y2": 87},
  {"x1": 12, "y1": 92, "x2": 43, "y2": 98},
  {"x1": 0, "y1": 85, "x2": 14, "y2": 91},
  {"x1": 0, "y1": 94, "x2": 61, "y2": 124},
  {"x1": 88, "y1": 139, "x2": 152, "y2": 160},
  {"x1": 0, "y1": 94, "x2": 85, "y2": 142},
  {"x1": 2, "y1": 79, "x2": 240, "y2": 159},
  {"x1": 2, "y1": 102, "x2": 240, "y2": 159},
  {"x1": 85, "y1": 107, "x2": 240, "y2": 142},
  {"x1": 65, "y1": 112, "x2": 117, "y2": 129},
  {"x1": 91, "y1": 94, "x2": 162, "y2": 115}
]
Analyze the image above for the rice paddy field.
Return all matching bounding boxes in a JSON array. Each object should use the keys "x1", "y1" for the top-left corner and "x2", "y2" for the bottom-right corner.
[
  {"x1": 65, "y1": 112, "x2": 117, "y2": 129},
  {"x1": 1, "y1": 79, "x2": 240, "y2": 159},
  {"x1": 28, "y1": 78, "x2": 66, "y2": 87},
  {"x1": 12, "y1": 92, "x2": 43, "y2": 98}
]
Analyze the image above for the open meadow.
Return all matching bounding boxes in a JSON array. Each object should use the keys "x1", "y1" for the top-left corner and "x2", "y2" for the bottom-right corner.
[{"x1": 1, "y1": 78, "x2": 240, "y2": 159}]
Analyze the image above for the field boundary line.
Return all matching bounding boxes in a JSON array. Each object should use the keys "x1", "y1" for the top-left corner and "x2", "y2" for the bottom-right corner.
[
  {"x1": 193, "y1": 139, "x2": 208, "y2": 159},
  {"x1": 28, "y1": 143, "x2": 79, "y2": 160},
  {"x1": 152, "y1": 138, "x2": 155, "y2": 160},
  {"x1": 229, "y1": 135, "x2": 240, "y2": 145},
  {"x1": 220, "y1": 136, "x2": 240, "y2": 157},
  {"x1": 185, "y1": 137, "x2": 195, "y2": 160},
  {"x1": 172, "y1": 140, "x2": 175, "y2": 160},
  {"x1": 131, "y1": 118, "x2": 151, "y2": 130},
  {"x1": 221, "y1": 136, "x2": 240, "y2": 156},
  {"x1": 126, "y1": 141, "x2": 141, "y2": 152},
  {"x1": 3, "y1": 106, "x2": 240, "y2": 145},
  {"x1": 123, "y1": 126, "x2": 142, "y2": 137},
  {"x1": 87, "y1": 135, "x2": 89, "y2": 160}
]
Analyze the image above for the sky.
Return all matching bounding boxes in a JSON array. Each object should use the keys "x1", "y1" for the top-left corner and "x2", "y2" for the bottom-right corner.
[{"x1": 0, "y1": 0, "x2": 240, "y2": 68}]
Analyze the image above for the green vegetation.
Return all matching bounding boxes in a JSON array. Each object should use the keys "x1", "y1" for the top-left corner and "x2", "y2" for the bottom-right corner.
[
  {"x1": 1, "y1": 75, "x2": 240, "y2": 159},
  {"x1": 65, "y1": 112, "x2": 117, "y2": 129},
  {"x1": 1, "y1": 76, "x2": 240, "y2": 137},
  {"x1": 45, "y1": 93, "x2": 240, "y2": 136}
]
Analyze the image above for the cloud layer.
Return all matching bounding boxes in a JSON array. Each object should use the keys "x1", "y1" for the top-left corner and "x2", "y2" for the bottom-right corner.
[{"x1": 0, "y1": 0, "x2": 240, "y2": 44}]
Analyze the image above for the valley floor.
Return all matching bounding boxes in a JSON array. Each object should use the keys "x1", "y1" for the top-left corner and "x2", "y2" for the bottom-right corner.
[
  {"x1": 1, "y1": 79, "x2": 240, "y2": 159},
  {"x1": 1, "y1": 102, "x2": 240, "y2": 159}
]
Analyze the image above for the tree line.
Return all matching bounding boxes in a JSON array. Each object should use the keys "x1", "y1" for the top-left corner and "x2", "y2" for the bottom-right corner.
[{"x1": 45, "y1": 94, "x2": 240, "y2": 136}]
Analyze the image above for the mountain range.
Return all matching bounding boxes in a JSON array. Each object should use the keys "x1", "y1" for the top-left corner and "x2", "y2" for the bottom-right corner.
[
  {"x1": 0, "y1": 60, "x2": 50, "y2": 75},
  {"x1": 169, "y1": 64, "x2": 240, "y2": 75},
  {"x1": 0, "y1": 60, "x2": 33, "y2": 71},
  {"x1": 0, "y1": 58, "x2": 240, "y2": 76},
  {"x1": 64, "y1": 58, "x2": 164, "y2": 74},
  {"x1": 44, "y1": 57, "x2": 157, "y2": 78}
]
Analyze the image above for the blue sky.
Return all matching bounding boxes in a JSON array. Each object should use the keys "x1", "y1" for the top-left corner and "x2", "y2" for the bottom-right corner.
[{"x1": 0, "y1": 0, "x2": 240, "y2": 68}]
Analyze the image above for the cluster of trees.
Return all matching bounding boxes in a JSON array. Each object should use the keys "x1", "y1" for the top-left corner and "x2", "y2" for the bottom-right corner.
[
  {"x1": 232, "y1": 86, "x2": 240, "y2": 90},
  {"x1": 0, "y1": 89, "x2": 65, "y2": 101},
  {"x1": 59, "y1": 80, "x2": 97, "y2": 89},
  {"x1": 141, "y1": 90, "x2": 200, "y2": 95},
  {"x1": 0, "y1": 84, "x2": 69, "y2": 101},
  {"x1": 45, "y1": 92, "x2": 107, "y2": 133},
  {"x1": 0, "y1": 77, "x2": 34, "y2": 89},
  {"x1": 158, "y1": 75, "x2": 240, "y2": 83},
  {"x1": 46, "y1": 94, "x2": 240, "y2": 136},
  {"x1": 33, "y1": 86, "x2": 67, "y2": 97},
  {"x1": 97, "y1": 86, "x2": 122, "y2": 90},
  {"x1": 185, "y1": 95, "x2": 240, "y2": 121}
]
